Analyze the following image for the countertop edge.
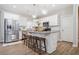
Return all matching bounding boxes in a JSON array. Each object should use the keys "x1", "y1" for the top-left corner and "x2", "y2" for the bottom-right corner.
[{"x1": 29, "y1": 30, "x2": 60, "y2": 34}]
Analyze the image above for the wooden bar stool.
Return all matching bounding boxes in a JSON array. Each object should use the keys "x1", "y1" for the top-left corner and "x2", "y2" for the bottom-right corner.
[
  {"x1": 37, "y1": 37, "x2": 47, "y2": 55},
  {"x1": 31, "y1": 36, "x2": 37, "y2": 52},
  {"x1": 25, "y1": 35, "x2": 29, "y2": 46},
  {"x1": 27, "y1": 35, "x2": 47, "y2": 55},
  {"x1": 28, "y1": 35, "x2": 32, "y2": 48},
  {"x1": 22, "y1": 34, "x2": 28, "y2": 46},
  {"x1": 32, "y1": 36, "x2": 47, "y2": 55}
]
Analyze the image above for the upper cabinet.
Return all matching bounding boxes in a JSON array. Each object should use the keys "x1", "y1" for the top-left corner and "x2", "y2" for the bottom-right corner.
[
  {"x1": 4, "y1": 12, "x2": 19, "y2": 20},
  {"x1": 48, "y1": 14, "x2": 58, "y2": 26},
  {"x1": 39, "y1": 14, "x2": 59, "y2": 27}
]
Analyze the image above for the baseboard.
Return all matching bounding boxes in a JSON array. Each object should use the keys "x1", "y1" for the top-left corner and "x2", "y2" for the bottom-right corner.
[
  {"x1": 58, "y1": 40, "x2": 73, "y2": 43},
  {"x1": 3, "y1": 41, "x2": 23, "y2": 47},
  {"x1": 5, "y1": 40, "x2": 21, "y2": 43},
  {"x1": 72, "y1": 44, "x2": 78, "y2": 47}
]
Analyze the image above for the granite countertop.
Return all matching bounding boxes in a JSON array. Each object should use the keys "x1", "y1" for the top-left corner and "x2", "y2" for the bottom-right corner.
[{"x1": 29, "y1": 30, "x2": 60, "y2": 34}]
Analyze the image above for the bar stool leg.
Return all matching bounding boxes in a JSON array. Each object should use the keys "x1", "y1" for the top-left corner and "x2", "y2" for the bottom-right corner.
[
  {"x1": 26, "y1": 37, "x2": 28, "y2": 47},
  {"x1": 36, "y1": 39, "x2": 38, "y2": 49},
  {"x1": 28, "y1": 37, "x2": 30, "y2": 48},
  {"x1": 32, "y1": 38, "x2": 34, "y2": 51},
  {"x1": 39, "y1": 40, "x2": 42, "y2": 55},
  {"x1": 33, "y1": 39, "x2": 36, "y2": 51},
  {"x1": 35, "y1": 39, "x2": 38, "y2": 52},
  {"x1": 25, "y1": 39, "x2": 27, "y2": 46},
  {"x1": 30, "y1": 37, "x2": 32, "y2": 48},
  {"x1": 24, "y1": 38, "x2": 26, "y2": 45},
  {"x1": 44, "y1": 40, "x2": 47, "y2": 52}
]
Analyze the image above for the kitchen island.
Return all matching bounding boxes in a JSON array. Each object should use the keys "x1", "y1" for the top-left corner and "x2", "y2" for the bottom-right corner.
[{"x1": 29, "y1": 30, "x2": 60, "y2": 54}]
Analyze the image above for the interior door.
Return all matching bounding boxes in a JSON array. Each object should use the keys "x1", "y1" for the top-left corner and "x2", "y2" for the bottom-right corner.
[{"x1": 61, "y1": 15, "x2": 73, "y2": 42}]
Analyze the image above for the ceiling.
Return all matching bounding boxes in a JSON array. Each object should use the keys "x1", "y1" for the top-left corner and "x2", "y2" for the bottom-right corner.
[{"x1": 0, "y1": 4, "x2": 72, "y2": 19}]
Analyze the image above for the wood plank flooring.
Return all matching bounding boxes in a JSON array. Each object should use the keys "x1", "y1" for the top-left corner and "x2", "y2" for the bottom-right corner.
[
  {"x1": 51, "y1": 41, "x2": 79, "y2": 55},
  {"x1": 0, "y1": 41, "x2": 79, "y2": 55},
  {"x1": 0, "y1": 42, "x2": 38, "y2": 55}
]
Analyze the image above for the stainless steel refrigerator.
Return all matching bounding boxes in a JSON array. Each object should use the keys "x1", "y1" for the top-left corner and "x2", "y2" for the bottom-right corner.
[{"x1": 4, "y1": 19, "x2": 19, "y2": 43}]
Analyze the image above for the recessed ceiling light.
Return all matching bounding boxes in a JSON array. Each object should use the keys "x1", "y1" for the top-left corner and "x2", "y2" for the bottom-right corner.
[
  {"x1": 32, "y1": 15, "x2": 37, "y2": 18},
  {"x1": 13, "y1": 5, "x2": 16, "y2": 8},
  {"x1": 52, "y1": 4, "x2": 55, "y2": 7},
  {"x1": 42, "y1": 10, "x2": 47, "y2": 15}
]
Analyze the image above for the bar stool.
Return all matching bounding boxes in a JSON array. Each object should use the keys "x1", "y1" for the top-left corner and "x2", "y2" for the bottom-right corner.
[
  {"x1": 32, "y1": 36, "x2": 38, "y2": 52},
  {"x1": 37, "y1": 37, "x2": 47, "y2": 55},
  {"x1": 22, "y1": 34, "x2": 28, "y2": 46},
  {"x1": 27, "y1": 35, "x2": 30, "y2": 48},
  {"x1": 25, "y1": 35, "x2": 29, "y2": 46},
  {"x1": 27, "y1": 35, "x2": 47, "y2": 55},
  {"x1": 32, "y1": 36, "x2": 47, "y2": 55}
]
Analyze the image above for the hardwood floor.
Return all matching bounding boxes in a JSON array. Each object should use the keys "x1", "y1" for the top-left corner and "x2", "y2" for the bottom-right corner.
[
  {"x1": 0, "y1": 41, "x2": 79, "y2": 55},
  {"x1": 0, "y1": 42, "x2": 38, "y2": 55},
  {"x1": 51, "y1": 41, "x2": 79, "y2": 55}
]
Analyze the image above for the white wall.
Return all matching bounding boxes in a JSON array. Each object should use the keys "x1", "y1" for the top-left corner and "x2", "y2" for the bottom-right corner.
[
  {"x1": 3, "y1": 11, "x2": 30, "y2": 28},
  {"x1": 0, "y1": 11, "x2": 4, "y2": 42},
  {"x1": 55, "y1": 6, "x2": 74, "y2": 42},
  {"x1": 59, "y1": 6, "x2": 73, "y2": 42},
  {"x1": 18, "y1": 16, "x2": 28, "y2": 26},
  {"x1": 4, "y1": 11, "x2": 19, "y2": 20},
  {"x1": 0, "y1": 11, "x2": 2, "y2": 42},
  {"x1": 72, "y1": 4, "x2": 78, "y2": 47},
  {"x1": 0, "y1": 11, "x2": 1, "y2": 42},
  {"x1": 18, "y1": 17, "x2": 34, "y2": 30}
]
